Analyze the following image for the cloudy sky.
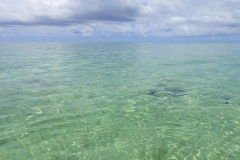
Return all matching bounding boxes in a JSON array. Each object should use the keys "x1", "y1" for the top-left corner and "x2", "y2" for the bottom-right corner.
[{"x1": 0, "y1": 0, "x2": 240, "y2": 41}]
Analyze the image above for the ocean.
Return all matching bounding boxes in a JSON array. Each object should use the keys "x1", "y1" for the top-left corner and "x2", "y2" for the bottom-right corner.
[{"x1": 0, "y1": 42, "x2": 240, "y2": 159}]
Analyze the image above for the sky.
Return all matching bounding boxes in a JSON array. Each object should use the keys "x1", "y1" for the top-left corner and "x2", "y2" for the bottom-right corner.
[{"x1": 0, "y1": 0, "x2": 240, "y2": 42}]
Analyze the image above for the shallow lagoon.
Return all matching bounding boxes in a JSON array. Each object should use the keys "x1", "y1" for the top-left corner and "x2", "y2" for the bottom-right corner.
[{"x1": 0, "y1": 43, "x2": 240, "y2": 159}]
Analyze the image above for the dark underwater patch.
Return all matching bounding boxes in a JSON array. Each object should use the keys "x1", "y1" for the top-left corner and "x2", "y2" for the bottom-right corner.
[
  {"x1": 165, "y1": 86, "x2": 185, "y2": 94},
  {"x1": 0, "y1": 138, "x2": 8, "y2": 146},
  {"x1": 147, "y1": 89, "x2": 159, "y2": 97}
]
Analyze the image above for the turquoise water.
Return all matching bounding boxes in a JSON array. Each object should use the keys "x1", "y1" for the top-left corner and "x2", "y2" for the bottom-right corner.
[{"x1": 0, "y1": 42, "x2": 240, "y2": 159}]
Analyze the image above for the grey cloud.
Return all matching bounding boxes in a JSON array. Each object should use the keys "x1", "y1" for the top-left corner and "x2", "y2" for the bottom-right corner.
[
  {"x1": 70, "y1": 0, "x2": 140, "y2": 22},
  {"x1": 0, "y1": 18, "x2": 73, "y2": 27},
  {"x1": 73, "y1": 6, "x2": 139, "y2": 22},
  {"x1": 0, "y1": 0, "x2": 141, "y2": 26}
]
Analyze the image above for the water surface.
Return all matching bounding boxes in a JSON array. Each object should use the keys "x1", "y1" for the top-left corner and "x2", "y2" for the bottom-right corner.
[{"x1": 0, "y1": 43, "x2": 240, "y2": 159}]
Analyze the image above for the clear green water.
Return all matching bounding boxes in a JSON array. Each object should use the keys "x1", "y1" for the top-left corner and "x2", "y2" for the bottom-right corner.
[{"x1": 0, "y1": 42, "x2": 240, "y2": 160}]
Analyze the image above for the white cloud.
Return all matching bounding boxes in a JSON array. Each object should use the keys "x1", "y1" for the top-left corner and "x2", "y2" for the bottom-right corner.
[
  {"x1": 72, "y1": 26, "x2": 94, "y2": 36},
  {"x1": 170, "y1": 16, "x2": 186, "y2": 23}
]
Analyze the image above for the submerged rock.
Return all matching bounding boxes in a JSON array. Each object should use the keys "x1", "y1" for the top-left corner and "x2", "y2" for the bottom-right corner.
[
  {"x1": 0, "y1": 138, "x2": 8, "y2": 145},
  {"x1": 221, "y1": 95, "x2": 232, "y2": 100},
  {"x1": 87, "y1": 93, "x2": 96, "y2": 99},
  {"x1": 223, "y1": 101, "x2": 230, "y2": 104},
  {"x1": 147, "y1": 82, "x2": 189, "y2": 98},
  {"x1": 164, "y1": 86, "x2": 188, "y2": 97},
  {"x1": 147, "y1": 89, "x2": 159, "y2": 97},
  {"x1": 165, "y1": 86, "x2": 185, "y2": 94},
  {"x1": 157, "y1": 82, "x2": 167, "y2": 87}
]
